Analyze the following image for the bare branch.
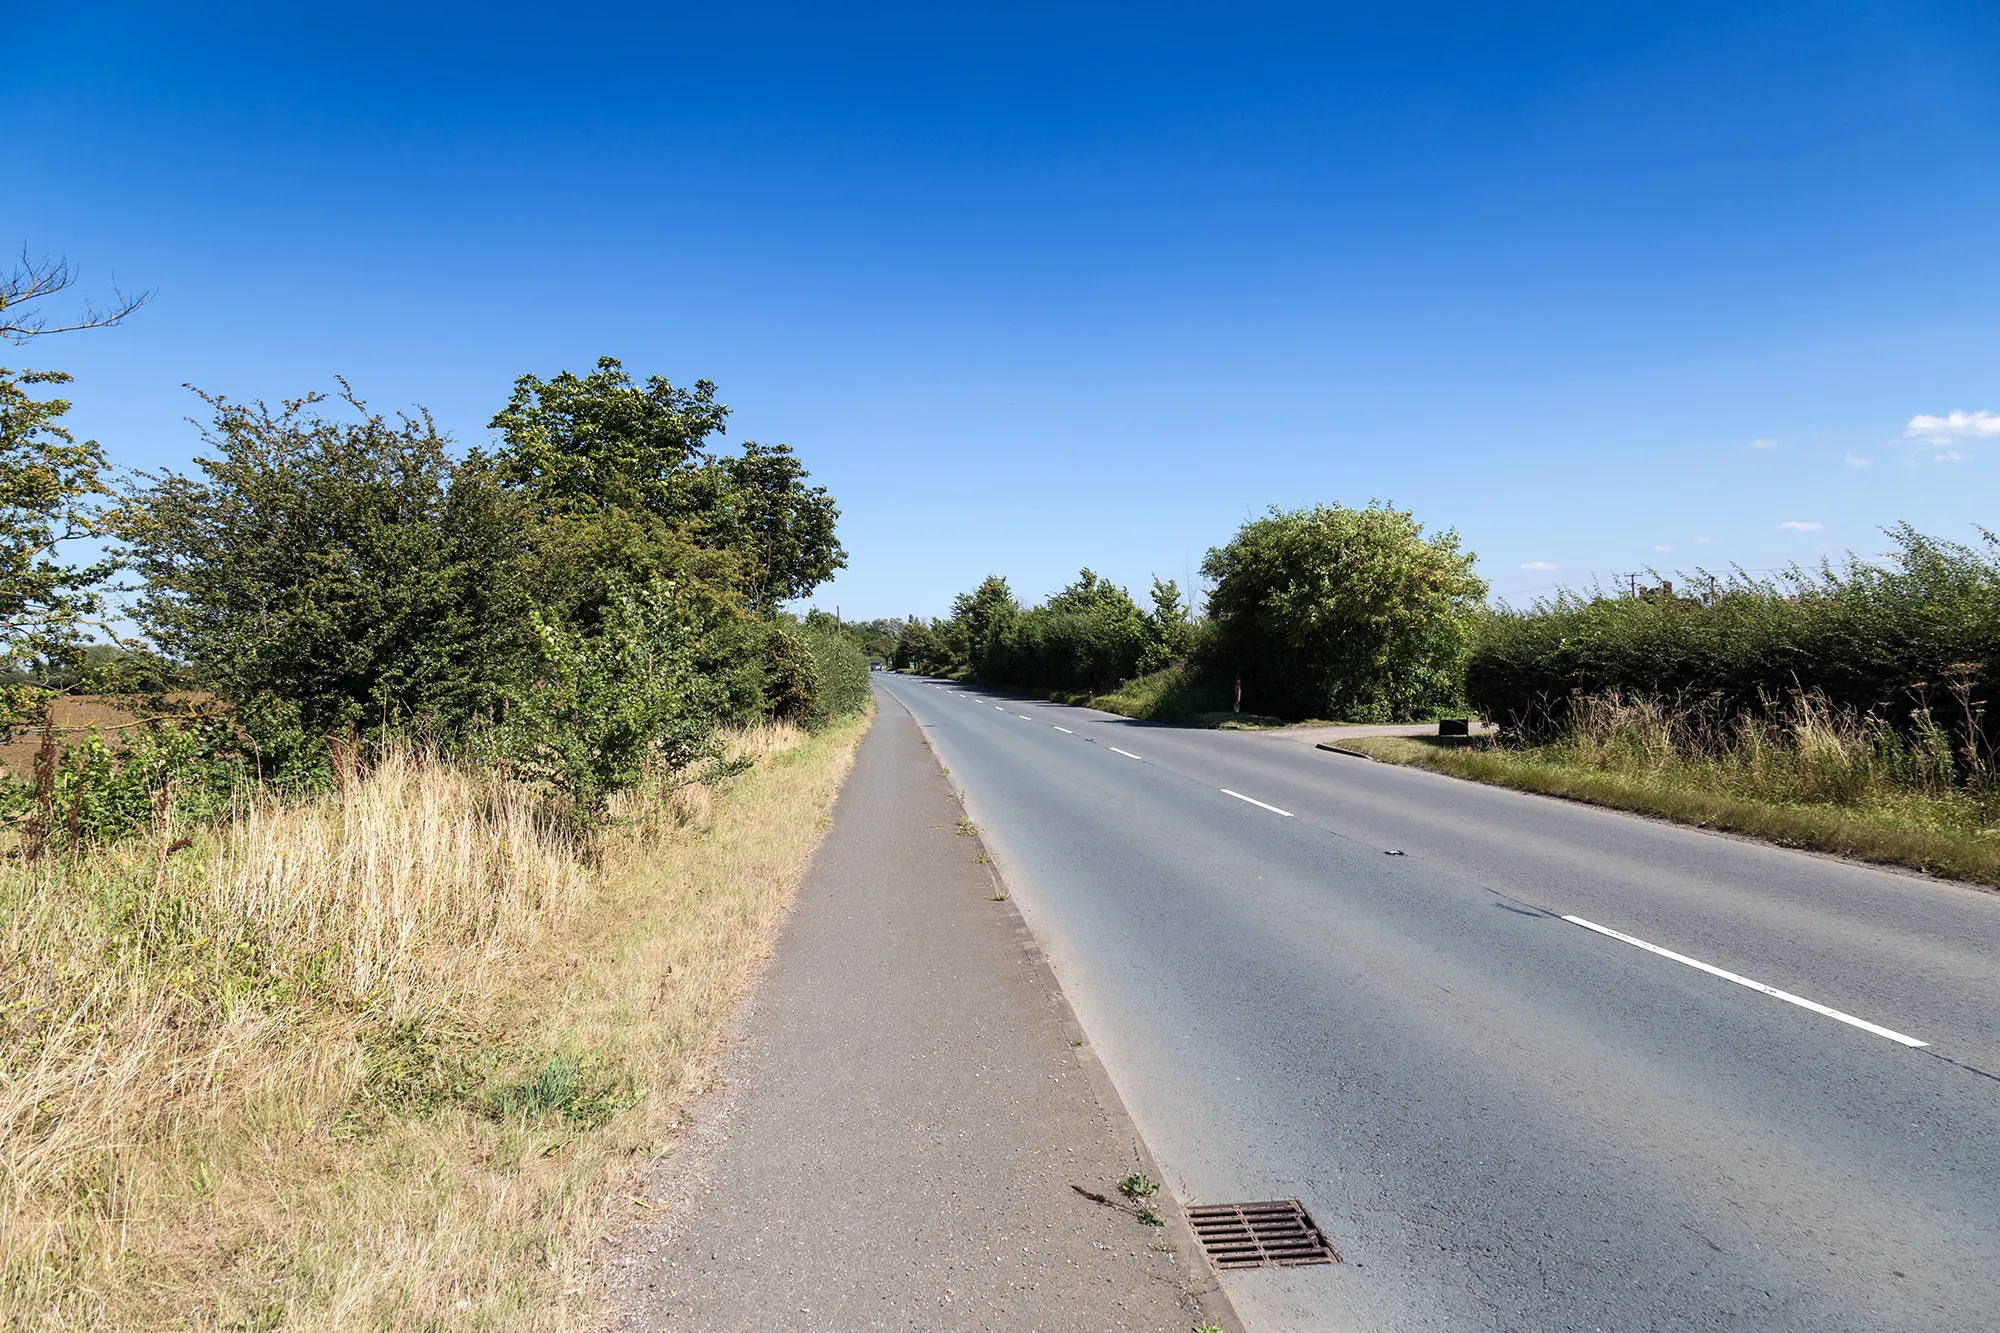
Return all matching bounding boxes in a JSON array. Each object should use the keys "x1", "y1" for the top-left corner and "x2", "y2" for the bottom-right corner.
[{"x1": 1, "y1": 249, "x2": 153, "y2": 344}]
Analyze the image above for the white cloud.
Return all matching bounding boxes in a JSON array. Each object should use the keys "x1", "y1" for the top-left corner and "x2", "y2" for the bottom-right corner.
[
  {"x1": 1519, "y1": 560, "x2": 1558, "y2": 571},
  {"x1": 1653, "y1": 545, "x2": 1673, "y2": 552},
  {"x1": 1905, "y1": 410, "x2": 2000, "y2": 442},
  {"x1": 1935, "y1": 449, "x2": 1971, "y2": 463},
  {"x1": 1846, "y1": 453, "x2": 1872, "y2": 467},
  {"x1": 1695, "y1": 536, "x2": 1712, "y2": 544},
  {"x1": 1779, "y1": 520, "x2": 1824, "y2": 532},
  {"x1": 1746, "y1": 437, "x2": 1781, "y2": 449}
]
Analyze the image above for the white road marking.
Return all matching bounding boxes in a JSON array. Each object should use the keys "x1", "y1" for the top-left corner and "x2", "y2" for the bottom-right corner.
[
  {"x1": 1017, "y1": 714, "x2": 1032, "y2": 720},
  {"x1": 1109, "y1": 747, "x2": 1142, "y2": 760},
  {"x1": 1221, "y1": 789, "x2": 1294, "y2": 817},
  {"x1": 1053, "y1": 726, "x2": 1073, "y2": 734},
  {"x1": 1562, "y1": 915, "x2": 1928, "y2": 1048},
  {"x1": 995, "y1": 705, "x2": 1007, "y2": 711}
]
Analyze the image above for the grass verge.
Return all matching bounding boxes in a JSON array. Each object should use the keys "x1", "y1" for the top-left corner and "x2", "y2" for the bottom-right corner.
[
  {"x1": 1346, "y1": 734, "x2": 2000, "y2": 889},
  {"x1": 1, "y1": 711, "x2": 870, "y2": 1331}
]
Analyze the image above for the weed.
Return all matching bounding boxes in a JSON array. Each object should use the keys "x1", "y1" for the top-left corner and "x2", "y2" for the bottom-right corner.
[
  {"x1": 1118, "y1": 1174, "x2": 1161, "y2": 1200},
  {"x1": 972, "y1": 853, "x2": 988, "y2": 863},
  {"x1": 955, "y1": 816, "x2": 976, "y2": 836}
]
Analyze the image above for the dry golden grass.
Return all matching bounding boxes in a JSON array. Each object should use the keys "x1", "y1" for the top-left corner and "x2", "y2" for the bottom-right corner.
[{"x1": 0, "y1": 712, "x2": 868, "y2": 1331}]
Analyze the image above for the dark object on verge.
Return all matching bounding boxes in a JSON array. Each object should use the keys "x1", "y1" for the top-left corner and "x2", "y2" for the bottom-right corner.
[
  {"x1": 1439, "y1": 718, "x2": 1470, "y2": 736},
  {"x1": 1186, "y1": 1199, "x2": 1339, "y2": 1270},
  {"x1": 1314, "y1": 742, "x2": 1373, "y2": 760}
]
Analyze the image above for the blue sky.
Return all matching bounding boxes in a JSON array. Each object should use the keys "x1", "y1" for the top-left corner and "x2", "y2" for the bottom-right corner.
[{"x1": 13, "y1": 2, "x2": 2000, "y2": 617}]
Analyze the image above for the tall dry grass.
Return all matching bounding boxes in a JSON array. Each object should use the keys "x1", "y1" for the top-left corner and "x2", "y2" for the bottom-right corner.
[
  {"x1": 1538, "y1": 689, "x2": 1996, "y2": 816},
  {"x1": 0, "y1": 714, "x2": 865, "y2": 1331}
]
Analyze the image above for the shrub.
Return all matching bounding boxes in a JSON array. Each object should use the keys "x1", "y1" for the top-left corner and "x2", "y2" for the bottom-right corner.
[
  {"x1": 1201, "y1": 502, "x2": 1486, "y2": 721},
  {"x1": 509, "y1": 579, "x2": 725, "y2": 838},
  {"x1": 760, "y1": 624, "x2": 823, "y2": 725},
  {"x1": 800, "y1": 614, "x2": 871, "y2": 721},
  {"x1": 119, "y1": 386, "x2": 532, "y2": 737}
]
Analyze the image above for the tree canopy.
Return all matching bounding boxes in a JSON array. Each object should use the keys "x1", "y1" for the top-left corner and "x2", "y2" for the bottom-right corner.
[{"x1": 488, "y1": 356, "x2": 844, "y2": 614}]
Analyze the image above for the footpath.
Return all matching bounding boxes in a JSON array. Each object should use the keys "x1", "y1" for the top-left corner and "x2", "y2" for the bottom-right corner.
[{"x1": 605, "y1": 687, "x2": 1230, "y2": 1332}]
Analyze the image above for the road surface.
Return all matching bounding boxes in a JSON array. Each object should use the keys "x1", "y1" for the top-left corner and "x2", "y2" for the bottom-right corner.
[{"x1": 875, "y1": 673, "x2": 2000, "y2": 1332}]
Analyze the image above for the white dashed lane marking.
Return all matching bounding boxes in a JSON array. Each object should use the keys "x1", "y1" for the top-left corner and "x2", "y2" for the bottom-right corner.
[{"x1": 1562, "y1": 915, "x2": 1927, "y2": 1047}]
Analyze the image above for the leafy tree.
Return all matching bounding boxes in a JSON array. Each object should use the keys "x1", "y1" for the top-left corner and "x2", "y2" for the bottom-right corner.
[
  {"x1": 892, "y1": 617, "x2": 942, "y2": 672},
  {"x1": 799, "y1": 611, "x2": 872, "y2": 719},
  {"x1": 713, "y1": 441, "x2": 845, "y2": 612},
  {"x1": 489, "y1": 358, "x2": 843, "y2": 615},
  {"x1": 1201, "y1": 502, "x2": 1486, "y2": 721},
  {"x1": 0, "y1": 251, "x2": 149, "y2": 674},
  {"x1": 121, "y1": 385, "x2": 533, "y2": 737},
  {"x1": 1139, "y1": 576, "x2": 1193, "y2": 673},
  {"x1": 844, "y1": 616, "x2": 906, "y2": 663},
  {"x1": 488, "y1": 357, "x2": 729, "y2": 519},
  {"x1": 0, "y1": 369, "x2": 119, "y2": 672},
  {"x1": 947, "y1": 575, "x2": 1018, "y2": 677}
]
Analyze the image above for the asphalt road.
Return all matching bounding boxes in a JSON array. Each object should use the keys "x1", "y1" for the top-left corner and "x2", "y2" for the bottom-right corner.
[{"x1": 876, "y1": 673, "x2": 2000, "y2": 1332}]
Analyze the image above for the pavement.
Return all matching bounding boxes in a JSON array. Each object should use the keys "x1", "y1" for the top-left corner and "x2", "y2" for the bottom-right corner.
[
  {"x1": 877, "y1": 673, "x2": 2000, "y2": 1332},
  {"x1": 608, "y1": 688, "x2": 1223, "y2": 1332}
]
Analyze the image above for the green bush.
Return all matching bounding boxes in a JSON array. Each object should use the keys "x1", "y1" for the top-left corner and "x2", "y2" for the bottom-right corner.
[
  {"x1": 509, "y1": 579, "x2": 725, "y2": 837},
  {"x1": 120, "y1": 386, "x2": 532, "y2": 737},
  {"x1": 800, "y1": 614, "x2": 870, "y2": 721},
  {"x1": 0, "y1": 711, "x2": 263, "y2": 858}
]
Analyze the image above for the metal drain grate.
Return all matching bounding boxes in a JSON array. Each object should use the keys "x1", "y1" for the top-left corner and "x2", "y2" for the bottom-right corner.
[{"x1": 1186, "y1": 1199, "x2": 1339, "y2": 1270}]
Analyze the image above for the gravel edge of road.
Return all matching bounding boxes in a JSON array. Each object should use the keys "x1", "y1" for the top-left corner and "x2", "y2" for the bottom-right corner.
[{"x1": 907, "y1": 695, "x2": 1246, "y2": 1333}]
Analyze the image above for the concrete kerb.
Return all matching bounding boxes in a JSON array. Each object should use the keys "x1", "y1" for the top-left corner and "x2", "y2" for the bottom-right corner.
[{"x1": 903, "y1": 695, "x2": 1247, "y2": 1333}]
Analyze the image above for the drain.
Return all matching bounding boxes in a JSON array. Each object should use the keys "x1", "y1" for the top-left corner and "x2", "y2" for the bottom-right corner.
[{"x1": 1186, "y1": 1199, "x2": 1340, "y2": 1270}]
